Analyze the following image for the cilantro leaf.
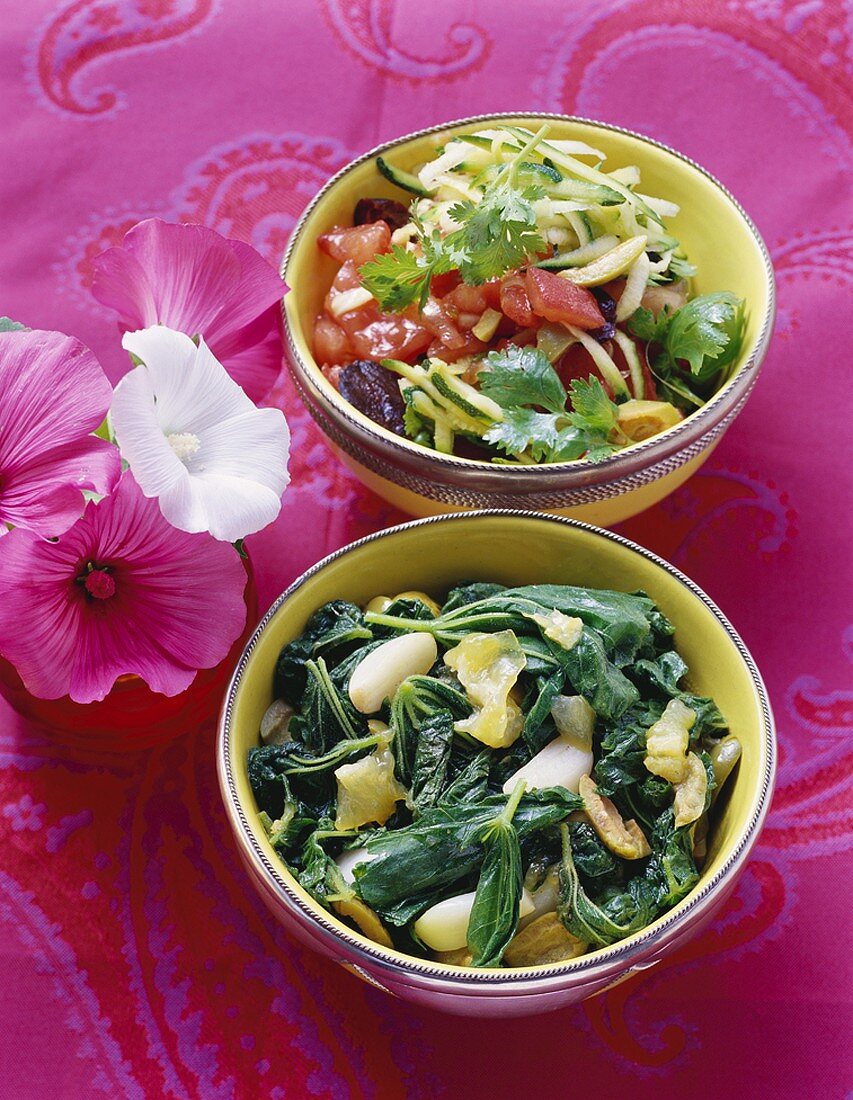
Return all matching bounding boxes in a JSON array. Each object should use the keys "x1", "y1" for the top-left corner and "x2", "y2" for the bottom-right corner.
[
  {"x1": 627, "y1": 306, "x2": 670, "y2": 343},
  {"x1": 566, "y1": 377, "x2": 621, "y2": 436},
  {"x1": 446, "y1": 182, "x2": 545, "y2": 286},
  {"x1": 359, "y1": 243, "x2": 452, "y2": 312},
  {"x1": 665, "y1": 292, "x2": 745, "y2": 379},
  {"x1": 484, "y1": 408, "x2": 562, "y2": 461},
  {"x1": 478, "y1": 345, "x2": 567, "y2": 414}
]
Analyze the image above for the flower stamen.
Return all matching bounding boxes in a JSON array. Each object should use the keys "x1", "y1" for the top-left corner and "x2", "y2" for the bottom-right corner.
[
  {"x1": 78, "y1": 563, "x2": 116, "y2": 601},
  {"x1": 167, "y1": 432, "x2": 201, "y2": 463}
]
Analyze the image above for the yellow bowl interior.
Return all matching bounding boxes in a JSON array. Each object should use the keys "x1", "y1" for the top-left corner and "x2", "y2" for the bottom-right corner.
[
  {"x1": 283, "y1": 115, "x2": 773, "y2": 461},
  {"x1": 226, "y1": 515, "x2": 771, "y2": 974}
]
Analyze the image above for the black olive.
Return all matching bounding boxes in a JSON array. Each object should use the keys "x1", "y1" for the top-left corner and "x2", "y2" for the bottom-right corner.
[
  {"x1": 338, "y1": 359, "x2": 407, "y2": 436},
  {"x1": 591, "y1": 287, "x2": 617, "y2": 323},
  {"x1": 353, "y1": 198, "x2": 410, "y2": 232}
]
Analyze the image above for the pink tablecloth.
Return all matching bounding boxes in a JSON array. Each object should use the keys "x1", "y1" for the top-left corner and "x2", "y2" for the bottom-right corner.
[{"x1": 1, "y1": 2, "x2": 850, "y2": 1096}]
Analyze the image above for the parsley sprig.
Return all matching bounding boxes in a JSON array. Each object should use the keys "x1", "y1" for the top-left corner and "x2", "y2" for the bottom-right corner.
[
  {"x1": 477, "y1": 345, "x2": 626, "y2": 463},
  {"x1": 359, "y1": 127, "x2": 550, "y2": 312}
]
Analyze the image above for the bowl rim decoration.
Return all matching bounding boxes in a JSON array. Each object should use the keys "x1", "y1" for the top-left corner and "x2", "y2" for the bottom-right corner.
[
  {"x1": 218, "y1": 511, "x2": 776, "y2": 989},
  {"x1": 280, "y1": 112, "x2": 776, "y2": 510}
]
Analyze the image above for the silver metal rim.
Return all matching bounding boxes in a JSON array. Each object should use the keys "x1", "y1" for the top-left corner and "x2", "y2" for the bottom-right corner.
[
  {"x1": 280, "y1": 112, "x2": 776, "y2": 501},
  {"x1": 218, "y1": 511, "x2": 776, "y2": 990}
]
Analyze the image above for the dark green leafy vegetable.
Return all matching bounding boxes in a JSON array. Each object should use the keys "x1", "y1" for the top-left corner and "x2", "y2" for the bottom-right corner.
[
  {"x1": 441, "y1": 581, "x2": 506, "y2": 613},
  {"x1": 557, "y1": 824, "x2": 655, "y2": 947},
  {"x1": 410, "y1": 710, "x2": 455, "y2": 811},
  {"x1": 289, "y1": 657, "x2": 367, "y2": 753},
  {"x1": 467, "y1": 783, "x2": 525, "y2": 967},
  {"x1": 250, "y1": 581, "x2": 732, "y2": 967},
  {"x1": 355, "y1": 787, "x2": 582, "y2": 917},
  {"x1": 274, "y1": 601, "x2": 373, "y2": 703},
  {"x1": 390, "y1": 675, "x2": 471, "y2": 785},
  {"x1": 569, "y1": 820, "x2": 620, "y2": 884}
]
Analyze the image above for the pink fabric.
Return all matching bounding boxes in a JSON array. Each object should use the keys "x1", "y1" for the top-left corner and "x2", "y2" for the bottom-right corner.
[{"x1": 0, "y1": 1, "x2": 850, "y2": 1096}]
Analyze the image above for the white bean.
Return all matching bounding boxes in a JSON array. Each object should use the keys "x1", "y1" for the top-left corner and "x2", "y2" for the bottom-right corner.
[
  {"x1": 502, "y1": 736, "x2": 593, "y2": 795},
  {"x1": 414, "y1": 889, "x2": 535, "y2": 952},
  {"x1": 335, "y1": 847, "x2": 377, "y2": 886},
  {"x1": 348, "y1": 633, "x2": 438, "y2": 714}
]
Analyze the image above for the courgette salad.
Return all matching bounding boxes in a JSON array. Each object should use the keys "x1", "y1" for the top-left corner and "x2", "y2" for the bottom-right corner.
[
  {"x1": 249, "y1": 583, "x2": 742, "y2": 968},
  {"x1": 312, "y1": 124, "x2": 747, "y2": 465}
]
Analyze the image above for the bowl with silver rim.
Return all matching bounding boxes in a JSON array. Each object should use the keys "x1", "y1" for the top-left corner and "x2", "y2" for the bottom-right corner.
[
  {"x1": 280, "y1": 113, "x2": 775, "y2": 526},
  {"x1": 217, "y1": 511, "x2": 775, "y2": 1016}
]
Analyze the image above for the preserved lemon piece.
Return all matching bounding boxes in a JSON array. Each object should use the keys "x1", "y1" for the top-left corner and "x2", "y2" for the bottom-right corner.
[
  {"x1": 579, "y1": 774, "x2": 651, "y2": 859},
  {"x1": 334, "y1": 744, "x2": 407, "y2": 830},
  {"x1": 529, "y1": 609, "x2": 583, "y2": 651},
  {"x1": 644, "y1": 698, "x2": 696, "y2": 783},
  {"x1": 444, "y1": 630, "x2": 527, "y2": 748},
  {"x1": 503, "y1": 912, "x2": 587, "y2": 966},
  {"x1": 616, "y1": 399, "x2": 682, "y2": 442},
  {"x1": 332, "y1": 897, "x2": 394, "y2": 948},
  {"x1": 673, "y1": 751, "x2": 708, "y2": 827}
]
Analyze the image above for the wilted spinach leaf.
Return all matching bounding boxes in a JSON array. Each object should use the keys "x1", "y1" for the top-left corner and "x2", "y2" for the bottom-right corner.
[{"x1": 411, "y1": 710, "x2": 455, "y2": 811}]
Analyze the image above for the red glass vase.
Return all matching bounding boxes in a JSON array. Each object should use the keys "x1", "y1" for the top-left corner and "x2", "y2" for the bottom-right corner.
[{"x1": 0, "y1": 557, "x2": 258, "y2": 750}]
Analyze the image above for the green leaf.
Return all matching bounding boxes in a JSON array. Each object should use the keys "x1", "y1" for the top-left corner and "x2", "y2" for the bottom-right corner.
[
  {"x1": 467, "y1": 816, "x2": 523, "y2": 967},
  {"x1": 0, "y1": 317, "x2": 27, "y2": 332},
  {"x1": 665, "y1": 292, "x2": 745, "y2": 377},
  {"x1": 358, "y1": 244, "x2": 449, "y2": 312},
  {"x1": 566, "y1": 377, "x2": 620, "y2": 436},
  {"x1": 478, "y1": 344, "x2": 567, "y2": 415},
  {"x1": 410, "y1": 710, "x2": 455, "y2": 811},
  {"x1": 483, "y1": 407, "x2": 562, "y2": 459},
  {"x1": 289, "y1": 657, "x2": 367, "y2": 753},
  {"x1": 627, "y1": 305, "x2": 670, "y2": 343},
  {"x1": 445, "y1": 180, "x2": 546, "y2": 285},
  {"x1": 557, "y1": 824, "x2": 657, "y2": 947}
]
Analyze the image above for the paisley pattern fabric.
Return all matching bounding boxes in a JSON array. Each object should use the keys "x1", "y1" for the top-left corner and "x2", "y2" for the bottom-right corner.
[{"x1": 1, "y1": 1, "x2": 850, "y2": 1095}]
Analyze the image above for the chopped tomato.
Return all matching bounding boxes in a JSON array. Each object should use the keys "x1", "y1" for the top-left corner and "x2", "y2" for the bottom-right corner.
[
  {"x1": 323, "y1": 260, "x2": 362, "y2": 313},
  {"x1": 430, "y1": 270, "x2": 462, "y2": 297},
  {"x1": 314, "y1": 316, "x2": 351, "y2": 366},
  {"x1": 420, "y1": 297, "x2": 467, "y2": 350},
  {"x1": 482, "y1": 279, "x2": 503, "y2": 309},
  {"x1": 318, "y1": 222, "x2": 391, "y2": 267},
  {"x1": 443, "y1": 283, "x2": 491, "y2": 314},
  {"x1": 602, "y1": 278, "x2": 627, "y2": 303},
  {"x1": 525, "y1": 268, "x2": 605, "y2": 330},
  {"x1": 426, "y1": 333, "x2": 487, "y2": 362},
  {"x1": 500, "y1": 275, "x2": 537, "y2": 327},
  {"x1": 350, "y1": 316, "x2": 431, "y2": 361}
]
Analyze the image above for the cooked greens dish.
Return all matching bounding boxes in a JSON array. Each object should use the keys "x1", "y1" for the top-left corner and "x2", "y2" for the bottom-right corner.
[
  {"x1": 313, "y1": 123, "x2": 747, "y2": 465},
  {"x1": 249, "y1": 582, "x2": 742, "y2": 968}
]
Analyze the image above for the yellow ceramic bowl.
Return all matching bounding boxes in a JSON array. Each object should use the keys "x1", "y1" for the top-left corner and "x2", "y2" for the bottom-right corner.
[
  {"x1": 282, "y1": 114, "x2": 775, "y2": 525},
  {"x1": 218, "y1": 513, "x2": 775, "y2": 1016}
]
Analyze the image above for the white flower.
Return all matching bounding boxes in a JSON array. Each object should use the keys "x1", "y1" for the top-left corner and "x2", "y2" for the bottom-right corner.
[{"x1": 111, "y1": 325, "x2": 290, "y2": 542}]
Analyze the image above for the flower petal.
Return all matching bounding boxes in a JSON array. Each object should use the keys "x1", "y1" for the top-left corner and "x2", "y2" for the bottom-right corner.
[
  {"x1": 0, "y1": 472, "x2": 248, "y2": 703},
  {"x1": 91, "y1": 219, "x2": 286, "y2": 401},
  {"x1": 113, "y1": 329, "x2": 290, "y2": 540},
  {"x1": 0, "y1": 330, "x2": 120, "y2": 536}
]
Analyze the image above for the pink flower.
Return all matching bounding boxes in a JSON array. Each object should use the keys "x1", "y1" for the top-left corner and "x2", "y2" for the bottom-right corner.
[
  {"x1": 0, "y1": 471, "x2": 248, "y2": 702},
  {"x1": 90, "y1": 218, "x2": 287, "y2": 402},
  {"x1": 0, "y1": 329, "x2": 120, "y2": 537}
]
